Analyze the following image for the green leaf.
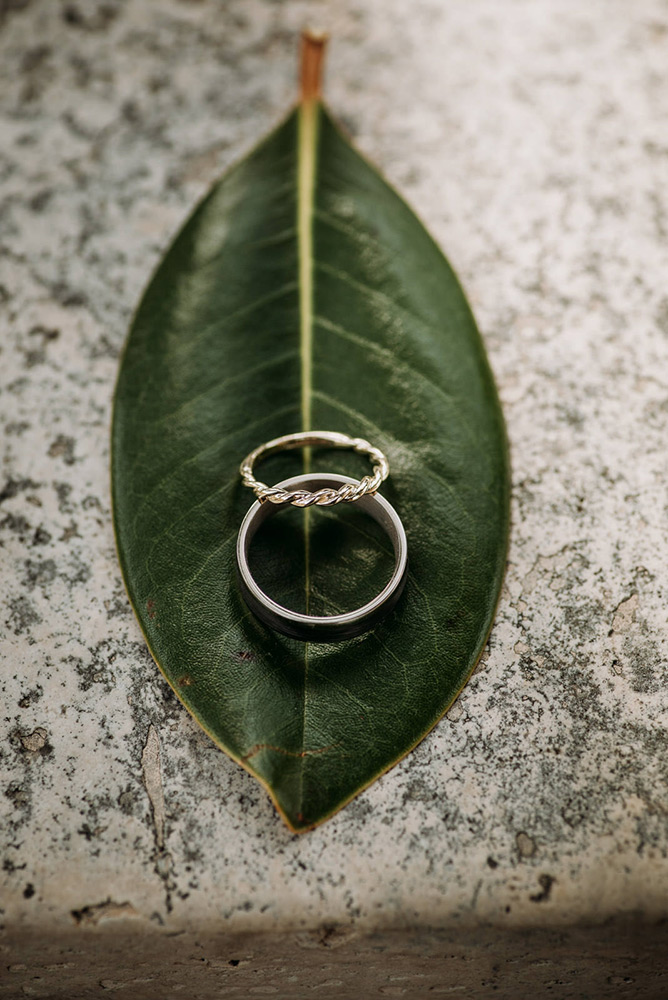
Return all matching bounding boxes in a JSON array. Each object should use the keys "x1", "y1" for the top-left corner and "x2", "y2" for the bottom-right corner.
[{"x1": 112, "y1": 93, "x2": 509, "y2": 832}]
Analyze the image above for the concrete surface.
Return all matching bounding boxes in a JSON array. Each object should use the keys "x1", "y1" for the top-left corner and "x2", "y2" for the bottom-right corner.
[{"x1": 1, "y1": 0, "x2": 668, "y2": 997}]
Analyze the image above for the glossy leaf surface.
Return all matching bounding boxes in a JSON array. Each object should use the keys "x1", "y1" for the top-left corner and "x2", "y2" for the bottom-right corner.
[{"x1": 112, "y1": 99, "x2": 509, "y2": 831}]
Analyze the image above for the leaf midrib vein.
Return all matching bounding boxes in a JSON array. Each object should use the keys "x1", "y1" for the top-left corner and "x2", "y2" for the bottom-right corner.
[{"x1": 297, "y1": 97, "x2": 320, "y2": 808}]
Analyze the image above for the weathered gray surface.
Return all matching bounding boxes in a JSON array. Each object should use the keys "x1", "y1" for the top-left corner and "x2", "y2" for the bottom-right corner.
[{"x1": 1, "y1": 0, "x2": 668, "y2": 997}]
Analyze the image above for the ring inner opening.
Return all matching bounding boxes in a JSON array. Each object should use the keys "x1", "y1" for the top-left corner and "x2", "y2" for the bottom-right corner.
[{"x1": 248, "y1": 501, "x2": 396, "y2": 617}]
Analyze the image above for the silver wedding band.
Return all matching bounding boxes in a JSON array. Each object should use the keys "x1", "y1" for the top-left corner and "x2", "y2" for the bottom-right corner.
[{"x1": 236, "y1": 473, "x2": 408, "y2": 642}]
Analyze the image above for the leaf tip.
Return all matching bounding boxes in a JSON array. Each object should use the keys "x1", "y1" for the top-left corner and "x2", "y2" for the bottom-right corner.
[{"x1": 300, "y1": 29, "x2": 328, "y2": 103}]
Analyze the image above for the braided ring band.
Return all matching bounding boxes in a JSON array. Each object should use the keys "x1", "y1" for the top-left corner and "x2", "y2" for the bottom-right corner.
[
  {"x1": 236, "y1": 473, "x2": 408, "y2": 642},
  {"x1": 240, "y1": 431, "x2": 389, "y2": 507}
]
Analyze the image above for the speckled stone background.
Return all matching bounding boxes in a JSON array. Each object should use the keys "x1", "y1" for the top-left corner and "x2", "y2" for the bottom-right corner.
[{"x1": 1, "y1": 1, "x2": 668, "y2": 997}]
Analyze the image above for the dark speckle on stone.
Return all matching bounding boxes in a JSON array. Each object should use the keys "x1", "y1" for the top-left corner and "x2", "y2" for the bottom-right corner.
[
  {"x1": 29, "y1": 189, "x2": 53, "y2": 212},
  {"x1": 4, "y1": 421, "x2": 31, "y2": 436},
  {"x1": 62, "y1": 2, "x2": 119, "y2": 31},
  {"x1": 0, "y1": 478, "x2": 40, "y2": 504},
  {"x1": 5, "y1": 782, "x2": 30, "y2": 810},
  {"x1": 67, "y1": 639, "x2": 118, "y2": 692},
  {"x1": 62, "y1": 4, "x2": 83, "y2": 26},
  {"x1": 104, "y1": 593, "x2": 131, "y2": 619},
  {"x1": 402, "y1": 778, "x2": 437, "y2": 804},
  {"x1": 60, "y1": 522, "x2": 79, "y2": 542},
  {"x1": 18, "y1": 685, "x2": 43, "y2": 708},
  {"x1": 24, "y1": 557, "x2": 57, "y2": 589},
  {"x1": 122, "y1": 100, "x2": 141, "y2": 124},
  {"x1": 626, "y1": 639, "x2": 661, "y2": 694},
  {"x1": 1, "y1": 512, "x2": 32, "y2": 541},
  {"x1": 21, "y1": 45, "x2": 51, "y2": 73},
  {"x1": 24, "y1": 346, "x2": 46, "y2": 368},
  {"x1": 29, "y1": 324, "x2": 59, "y2": 342},
  {"x1": 54, "y1": 482, "x2": 73, "y2": 513},
  {"x1": 32, "y1": 525, "x2": 51, "y2": 545},
  {"x1": 23, "y1": 882, "x2": 35, "y2": 899},
  {"x1": 0, "y1": 1, "x2": 31, "y2": 27},
  {"x1": 6, "y1": 595, "x2": 42, "y2": 634},
  {"x1": 530, "y1": 875, "x2": 555, "y2": 903},
  {"x1": 51, "y1": 282, "x2": 87, "y2": 308},
  {"x1": 3, "y1": 858, "x2": 27, "y2": 874},
  {"x1": 77, "y1": 823, "x2": 103, "y2": 841},
  {"x1": 117, "y1": 787, "x2": 136, "y2": 815},
  {"x1": 561, "y1": 795, "x2": 589, "y2": 829},
  {"x1": 48, "y1": 435, "x2": 76, "y2": 465}
]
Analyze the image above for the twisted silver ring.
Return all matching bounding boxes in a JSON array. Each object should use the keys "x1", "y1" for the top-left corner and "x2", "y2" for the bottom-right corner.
[
  {"x1": 236, "y1": 473, "x2": 408, "y2": 642},
  {"x1": 240, "y1": 430, "x2": 389, "y2": 507}
]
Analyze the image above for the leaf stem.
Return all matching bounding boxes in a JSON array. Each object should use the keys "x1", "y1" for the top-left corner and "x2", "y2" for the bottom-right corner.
[
  {"x1": 297, "y1": 31, "x2": 328, "y2": 785},
  {"x1": 300, "y1": 30, "x2": 327, "y2": 103},
  {"x1": 297, "y1": 31, "x2": 326, "y2": 620}
]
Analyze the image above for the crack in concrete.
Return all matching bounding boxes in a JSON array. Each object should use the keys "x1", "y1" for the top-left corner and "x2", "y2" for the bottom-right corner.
[
  {"x1": 141, "y1": 724, "x2": 174, "y2": 913},
  {"x1": 141, "y1": 724, "x2": 165, "y2": 851}
]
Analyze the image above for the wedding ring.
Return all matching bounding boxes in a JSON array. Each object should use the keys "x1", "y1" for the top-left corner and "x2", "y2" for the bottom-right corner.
[
  {"x1": 240, "y1": 430, "x2": 389, "y2": 507},
  {"x1": 236, "y1": 473, "x2": 408, "y2": 642}
]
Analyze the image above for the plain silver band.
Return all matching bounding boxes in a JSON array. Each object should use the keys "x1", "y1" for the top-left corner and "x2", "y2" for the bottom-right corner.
[{"x1": 236, "y1": 473, "x2": 408, "y2": 642}]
